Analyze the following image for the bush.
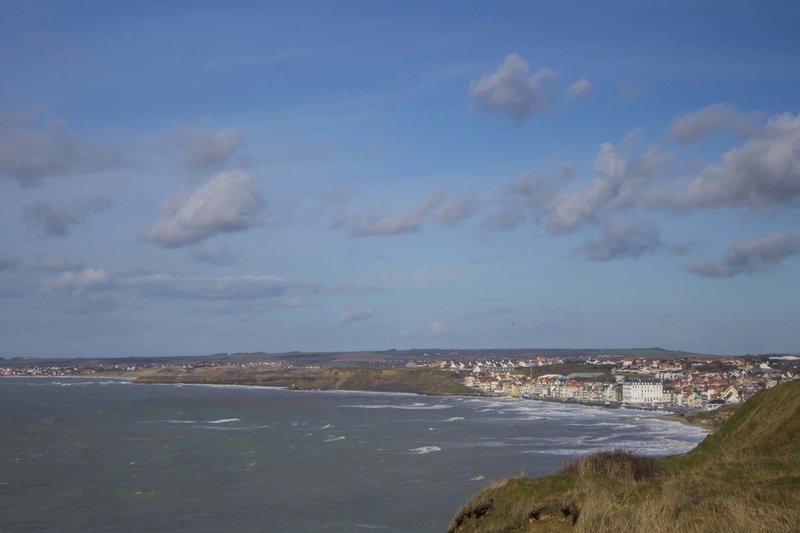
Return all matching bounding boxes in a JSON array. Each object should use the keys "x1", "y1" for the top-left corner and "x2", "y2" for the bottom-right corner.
[{"x1": 557, "y1": 448, "x2": 663, "y2": 482}]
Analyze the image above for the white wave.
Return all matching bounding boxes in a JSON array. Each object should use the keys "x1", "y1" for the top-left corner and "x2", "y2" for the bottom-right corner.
[
  {"x1": 320, "y1": 424, "x2": 334, "y2": 430},
  {"x1": 342, "y1": 403, "x2": 452, "y2": 410},
  {"x1": 445, "y1": 417, "x2": 465, "y2": 422},
  {"x1": 470, "y1": 475, "x2": 485, "y2": 481},
  {"x1": 407, "y1": 446, "x2": 441, "y2": 454},
  {"x1": 207, "y1": 418, "x2": 240, "y2": 424},
  {"x1": 324, "y1": 436, "x2": 346, "y2": 442}
]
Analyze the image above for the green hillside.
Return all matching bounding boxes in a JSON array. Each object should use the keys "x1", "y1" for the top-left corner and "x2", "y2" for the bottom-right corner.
[
  {"x1": 134, "y1": 366, "x2": 475, "y2": 396},
  {"x1": 448, "y1": 379, "x2": 800, "y2": 533}
]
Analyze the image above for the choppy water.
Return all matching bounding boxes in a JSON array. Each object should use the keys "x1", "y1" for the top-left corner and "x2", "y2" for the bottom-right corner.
[{"x1": 0, "y1": 377, "x2": 708, "y2": 532}]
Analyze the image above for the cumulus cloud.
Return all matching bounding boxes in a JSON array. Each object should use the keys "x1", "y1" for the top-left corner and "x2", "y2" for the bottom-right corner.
[
  {"x1": 511, "y1": 169, "x2": 571, "y2": 209},
  {"x1": 24, "y1": 195, "x2": 115, "y2": 237},
  {"x1": 427, "y1": 192, "x2": 480, "y2": 226},
  {"x1": 669, "y1": 104, "x2": 761, "y2": 143},
  {"x1": 349, "y1": 191, "x2": 478, "y2": 237},
  {"x1": 578, "y1": 217, "x2": 661, "y2": 262},
  {"x1": 469, "y1": 53, "x2": 558, "y2": 122},
  {"x1": 139, "y1": 170, "x2": 266, "y2": 248},
  {"x1": 427, "y1": 321, "x2": 446, "y2": 335},
  {"x1": 481, "y1": 163, "x2": 575, "y2": 231},
  {"x1": 40, "y1": 268, "x2": 111, "y2": 295},
  {"x1": 621, "y1": 127, "x2": 643, "y2": 147},
  {"x1": 685, "y1": 231, "x2": 800, "y2": 278},
  {"x1": 546, "y1": 143, "x2": 627, "y2": 232},
  {"x1": 567, "y1": 78, "x2": 592, "y2": 100},
  {"x1": 0, "y1": 127, "x2": 129, "y2": 187},
  {"x1": 190, "y1": 245, "x2": 239, "y2": 267},
  {"x1": 350, "y1": 204, "x2": 426, "y2": 237},
  {"x1": 339, "y1": 305, "x2": 375, "y2": 326},
  {"x1": 649, "y1": 112, "x2": 800, "y2": 210},
  {"x1": 160, "y1": 126, "x2": 245, "y2": 172},
  {"x1": 481, "y1": 204, "x2": 525, "y2": 231},
  {"x1": 547, "y1": 143, "x2": 670, "y2": 232},
  {"x1": 39, "y1": 256, "x2": 85, "y2": 272}
]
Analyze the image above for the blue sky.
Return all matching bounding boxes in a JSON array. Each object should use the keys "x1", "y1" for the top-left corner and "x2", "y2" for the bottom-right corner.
[{"x1": 2, "y1": 0, "x2": 800, "y2": 357}]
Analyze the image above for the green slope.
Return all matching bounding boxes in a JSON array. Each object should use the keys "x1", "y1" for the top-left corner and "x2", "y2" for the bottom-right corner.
[
  {"x1": 134, "y1": 366, "x2": 475, "y2": 395},
  {"x1": 449, "y1": 379, "x2": 800, "y2": 533}
]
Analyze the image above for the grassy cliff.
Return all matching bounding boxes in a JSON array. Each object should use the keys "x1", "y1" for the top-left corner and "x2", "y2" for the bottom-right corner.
[
  {"x1": 133, "y1": 366, "x2": 476, "y2": 396},
  {"x1": 449, "y1": 379, "x2": 800, "y2": 533}
]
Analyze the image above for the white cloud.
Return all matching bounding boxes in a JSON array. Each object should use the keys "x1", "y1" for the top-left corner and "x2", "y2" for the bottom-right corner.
[
  {"x1": 546, "y1": 143, "x2": 627, "y2": 232},
  {"x1": 350, "y1": 204, "x2": 427, "y2": 237},
  {"x1": 41, "y1": 268, "x2": 111, "y2": 295},
  {"x1": 686, "y1": 231, "x2": 800, "y2": 278},
  {"x1": 669, "y1": 104, "x2": 760, "y2": 143},
  {"x1": 546, "y1": 143, "x2": 670, "y2": 232},
  {"x1": 349, "y1": 191, "x2": 479, "y2": 237},
  {"x1": 159, "y1": 126, "x2": 245, "y2": 172},
  {"x1": 567, "y1": 78, "x2": 592, "y2": 100},
  {"x1": 339, "y1": 305, "x2": 375, "y2": 326},
  {"x1": 621, "y1": 127, "x2": 643, "y2": 147},
  {"x1": 139, "y1": 170, "x2": 266, "y2": 248},
  {"x1": 427, "y1": 321, "x2": 446, "y2": 335},
  {"x1": 469, "y1": 53, "x2": 558, "y2": 122},
  {"x1": 578, "y1": 217, "x2": 661, "y2": 262},
  {"x1": 650, "y1": 112, "x2": 800, "y2": 210},
  {"x1": 0, "y1": 127, "x2": 129, "y2": 187},
  {"x1": 25, "y1": 195, "x2": 115, "y2": 237},
  {"x1": 427, "y1": 192, "x2": 479, "y2": 226}
]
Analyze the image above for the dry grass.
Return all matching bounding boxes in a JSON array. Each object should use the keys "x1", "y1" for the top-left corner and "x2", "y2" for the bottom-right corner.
[
  {"x1": 449, "y1": 380, "x2": 800, "y2": 533},
  {"x1": 557, "y1": 448, "x2": 662, "y2": 482}
]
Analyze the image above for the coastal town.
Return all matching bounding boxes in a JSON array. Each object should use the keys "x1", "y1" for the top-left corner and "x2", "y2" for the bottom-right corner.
[
  {"x1": 413, "y1": 353, "x2": 800, "y2": 411},
  {"x1": 3, "y1": 352, "x2": 799, "y2": 412}
]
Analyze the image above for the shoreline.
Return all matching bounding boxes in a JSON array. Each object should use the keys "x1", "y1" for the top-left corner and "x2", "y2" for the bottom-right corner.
[{"x1": 2, "y1": 373, "x2": 713, "y2": 428}]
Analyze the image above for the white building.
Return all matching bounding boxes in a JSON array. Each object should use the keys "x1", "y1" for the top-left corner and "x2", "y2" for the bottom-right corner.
[{"x1": 621, "y1": 380, "x2": 663, "y2": 403}]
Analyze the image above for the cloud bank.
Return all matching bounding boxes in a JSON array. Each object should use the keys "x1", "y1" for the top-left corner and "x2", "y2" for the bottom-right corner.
[{"x1": 686, "y1": 231, "x2": 800, "y2": 278}]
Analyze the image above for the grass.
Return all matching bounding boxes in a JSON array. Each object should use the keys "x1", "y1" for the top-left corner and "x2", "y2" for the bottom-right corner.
[
  {"x1": 134, "y1": 366, "x2": 476, "y2": 395},
  {"x1": 448, "y1": 379, "x2": 800, "y2": 532}
]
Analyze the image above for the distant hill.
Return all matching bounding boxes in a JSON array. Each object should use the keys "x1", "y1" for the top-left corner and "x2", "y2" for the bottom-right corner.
[
  {"x1": 133, "y1": 366, "x2": 476, "y2": 396},
  {"x1": 448, "y1": 379, "x2": 800, "y2": 533},
  {"x1": 3, "y1": 346, "x2": 715, "y2": 367}
]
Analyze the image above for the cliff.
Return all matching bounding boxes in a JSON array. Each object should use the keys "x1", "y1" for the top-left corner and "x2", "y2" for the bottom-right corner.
[
  {"x1": 133, "y1": 366, "x2": 476, "y2": 396},
  {"x1": 449, "y1": 379, "x2": 800, "y2": 533}
]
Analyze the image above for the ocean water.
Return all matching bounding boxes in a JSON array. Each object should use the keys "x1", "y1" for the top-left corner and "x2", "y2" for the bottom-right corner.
[{"x1": 0, "y1": 377, "x2": 708, "y2": 532}]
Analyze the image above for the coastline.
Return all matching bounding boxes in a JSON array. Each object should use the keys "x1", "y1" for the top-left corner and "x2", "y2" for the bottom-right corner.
[{"x1": 3, "y1": 372, "x2": 725, "y2": 429}]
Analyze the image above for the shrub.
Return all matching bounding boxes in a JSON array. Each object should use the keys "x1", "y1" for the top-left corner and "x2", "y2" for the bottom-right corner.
[{"x1": 557, "y1": 448, "x2": 663, "y2": 482}]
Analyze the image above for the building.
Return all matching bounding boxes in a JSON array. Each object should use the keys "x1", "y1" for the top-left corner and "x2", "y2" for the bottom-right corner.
[{"x1": 620, "y1": 380, "x2": 663, "y2": 404}]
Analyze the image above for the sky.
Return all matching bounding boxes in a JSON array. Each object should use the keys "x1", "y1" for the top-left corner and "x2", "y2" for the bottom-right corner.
[{"x1": 2, "y1": 0, "x2": 800, "y2": 358}]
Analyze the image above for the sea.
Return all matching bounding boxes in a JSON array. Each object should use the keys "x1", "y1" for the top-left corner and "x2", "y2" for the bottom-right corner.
[{"x1": 0, "y1": 377, "x2": 708, "y2": 532}]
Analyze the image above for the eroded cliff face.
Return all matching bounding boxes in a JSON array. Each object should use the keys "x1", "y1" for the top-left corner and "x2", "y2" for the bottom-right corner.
[{"x1": 134, "y1": 366, "x2": 476, "y2": 395}]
